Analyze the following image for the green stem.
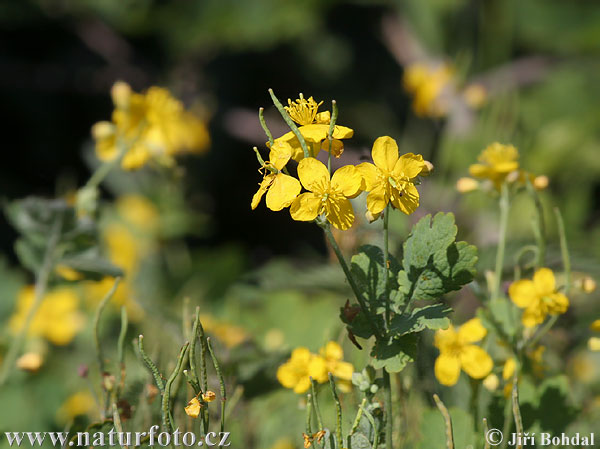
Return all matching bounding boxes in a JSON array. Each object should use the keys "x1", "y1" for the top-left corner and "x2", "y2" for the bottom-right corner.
[
  {"x1": 383, "y1": 371, "x2": 393, "y2": 449},
  {"x1": 268, "y1": 89, "x2": 310, "y2": 159},
  {"x1": 162, "y1": 342, "x2": 190, "y2": 432},
  {"x1": 306, "y1": 393, "x2": 313, "y2": 436},
  {"x1": 525, "y1": 178, "x2": 546, "y2": 268},
  {"x1": 321, "y1": 222, "x2": 383, "y2": 339},
  {"x1": 511, "y1": 373, "x2": 524, "y2": 449},
  {"x1": 433, "y1": 394, "x2": 454, "y2": 449},
  {"x1": 492, "y1": 183, "x2": 510, "y2": 300},
  {"x1": 0, "y1": 214, "x2": 63, "y2": 386},
  {"x1": 116, "y1": 306, "x2": 128, "y2": 398},
  {"x1": 360, "y1": 403, "x2": 380, "y2": 449},
  {"x1": 327, "y1": 100, "x2": 338, "y2": 174},
  {"x1": 310, "y1": 378, "x2": 324, "y2": 431},
  {"x1": 383, "y1": 204, "x2": 391, "y2": 330},
  {"x1": 259, "y1": 107, "x2": 274, "y2": 147},
  {"x1": 94, "y1": 278, "x2": 121, "y2": 377},
  {"x1": 189, "y1": 308, "x2": 202, "y2": 393},
  {"x1": 138, "y1": 335, "x2": 165, "y2": 394},
  {"x1": 554, "y1": 207, "x2": 571, "y2": 294},
  {"x1": 328, "y1": 374, "x2": 343, "y2": 449},
  {"x1": 207, "y1": 337, "x2": 227, "y2": 433}
]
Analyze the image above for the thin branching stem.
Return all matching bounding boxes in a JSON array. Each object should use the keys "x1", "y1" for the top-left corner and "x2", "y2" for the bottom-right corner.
[
  {"x1": 0, "y1": 213, "x2": 63, "y2": 386},
  {"x1": 268, "y1": 89, "x2": 310, "y2": 159},
  {"x1": 328, "y1": 374, "x2": 343, "y2": 449},
  {"x1": 162, "y1": 342, "x2": 190, "y2": 432},
  {"x1": 259, "y1": 107, "x2": 274, "y2": 147},
  {"x1": 116, "y1": 306, "x2": 128, "y2": 398},
  {"x1": 492, "y1": 182, "x2": 510, "y2": 300},
  {"x1": 310, "y1": 378, "x2": 324, "y2": 431},
  {"x1": 138, "y1": 335, "x2": 165, "y2": 394},
  {"x1": 433, "y1": 394, "x2": 454, "y2": 449},
  {"x1": 207, "y1": 337, "x2": 227, "y2": 433}
]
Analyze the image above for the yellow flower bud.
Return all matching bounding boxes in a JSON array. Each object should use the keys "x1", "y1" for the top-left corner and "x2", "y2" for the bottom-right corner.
[
  {"x1": 588, "y1": 337, "x2": 600, "y2": 352},
  {"x1": 202, "y1": 391, "x2": 217, "y2": 402},
  {"x1": 16, "y1": 352, "x2": 43, "y2": 372},
  {"x1": 590, "y1": 320, "x2": 600, "y2": 332},
  {"x1": 579, "y1": 276, "x2": 597, "y2": 294},
  {"x1": 185, "y1": 397, "x2": 201, "y2": 418},
  {"x1": 463, "y1": 84, "x2": 487, "y2": 109},
  {"x1": 456, "y1": 177, "x2": 479, "y2": 193},
  {"x1": 111, "y1": 81, "x2": 132, "y2": 109},
  {"x1": 91, "y1": 121, "x2": 115, "y2": 140},
  {"x1": 533, "y1": 175, "x2": 549, "y2": 190},
  {"x1": 482, "y1": 373, "x2": 499, "y2": 392}
]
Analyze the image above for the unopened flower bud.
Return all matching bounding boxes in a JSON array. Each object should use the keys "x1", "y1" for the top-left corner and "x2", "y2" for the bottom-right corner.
[
  {"x1": 111, "y1": 81, "x2": 132, "y2": 109},
  {"x1": 482, "y1": 373, "x2": 499, "y2": 392},
  {"x1": 588, "y1": 337, "x2": 600, "y2": 352},
  {"x1": 533, "y1": 175, "x2": 549, "y2": 190},
  {"x1": 16, "y1": 353, "x2": 43, "y2": 372},
  {"x1": 420, "y1": 160, "x2": 434, "y2": 176},
  {"x1": 578, "y1": 276, "x2": 597, "y2": 294},
  {"x1": 456, "y1": 177, "x2": 479, "y2": 193}
]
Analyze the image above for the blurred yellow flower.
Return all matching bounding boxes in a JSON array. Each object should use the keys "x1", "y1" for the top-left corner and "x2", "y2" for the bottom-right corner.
[
  {"x1": 590, "y1": 320, "x2": 600, "y2": 332},
  {"x1": 434, "y1": 318, "x2": 493, "y2": 386},
  {"x1": 482, "y1": 373, "x2": 499, "y2": 391},
  {"x1": 252, "y1": 141, "x2": 301, "y2": 211},
  {"x1": 290, "y1": 158, "x2": 363, "y2": 230},
  {"x1": 319, "y1": 341, "x2": 354, "y2": 392},
  {"x1": 277, "y1": 347, "x2": 326, "y2": 394},
  {"x1": 403, "y1": 63, "x2": 453, "y2": 118},
  {"x1": 116, "y1": 195, "x2": 160, "y2": 233},
  {"x1": 469, "y1": 143, "x2": 519, "y2": 189},
  {"x1": 92, "y1": 81, "x2": 209, "y2": 170},
  {"x1": 509, "y1": 268, "x2": 569, "y2": 328},
  {"x1": 456, "y1": 177, "x2": 479, "y2": 193},
  {"x1": 357, "y1": 136, "x2": 426, "y2": 216},
  {"x1": 83, "y1": 277, "x2": 144, "y2": 321},
  {"x1": 103, "y1": 223, "x2": 142, "y2": 274},
  {"x1": 270, "y1": 438, "x2": 295, "y2": 449},
  {"x1": 588, "y1": 337, "x2": 600, "y2": 352},
  {"x1": 463, "y1": 84, "x2": 487, "y2": 109},
  {"x1": 55, "y1": 264, "x2": 84, "y2": 281},
  {"x1": 578, "y1": 276, "x2": 597, "y2": 294},
  {"x1": 200, "y1": 314, "x2": 249, "y2": 348},
  {"x1": 274, "y1": 95, "x2": 353, "y2": 161},
  {"x1": 185, "y1": 397, "x2": 201, "y2": 418},
  {"x1": 57, "y1": 391, "x2": 96, "y2": 422},
  {"x1": 503, "y1": 357, "x2": 516, "y2": 381},
  {"x1": 10, "y1": 286, "x2": 84, "y2": 346}
]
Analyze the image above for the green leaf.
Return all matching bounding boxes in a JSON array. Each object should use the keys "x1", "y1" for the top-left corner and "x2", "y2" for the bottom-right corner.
[
  {"x1": 57, "y1": 250, "x2": 123, "y2": 280},
  {"x1": 389, "y1": 304, "x2": 452, "y2": 336},
  {"x1": 349, "y1": 432, "x2": 372, "y2": 449},
  {"x1": 395, "y1": 212, "x2": 478, "y2": 305},
  {"x1": 350, "y1": 245, "x2": 400, "y2": 311},
  {"x1": 370, "y1": 334, "x2": 417, "y2": 373}
]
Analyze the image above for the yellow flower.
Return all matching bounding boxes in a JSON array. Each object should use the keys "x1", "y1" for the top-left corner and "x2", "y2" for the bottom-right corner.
[
  {"x1": 456, "y1": 177, "x2": 479, "y2": 193},
  {"x1": 185, "y1": 397, "x2": 202, "y2": 418},
  {"x1": 434, "y1": 318, "x2": 493, "y2": 386},
  {"x1": 356, "y1": 136, "x2": 426, "y2": 216},
  {"x1": 588, "y1": 337, "x2": 600, "y2": 351},
  {"x1": 276, "y1": 347, "x2": 328, "y2": 394},
  {"x1": 92, "y1": 81, "x2": 209, "y2": 170},
  {"x1": 202, "y1": 391, "x2": 217, "y2": 402},
  {"x1": 469, "y1": 143, "x2": 519, "y2": 189},
  {"x1": 251, "y1": 141, "x2": 301, "y2": 211},
  {"x1": 10, "y1": 286, "x2": 84, "y2": 346},
  {"x1": 290, "y1": 158, "x2": 363, "y2": 230},
  {"x1": 319, "y1": 341, "x2": 354, "y2": 392},
  {"x1": 199, "y1": 314, "x2": 249, "y2": 348},
  {"x1": 116, "y1": 195, "x2": 160, "y2": 233},
  {"x1": 274, "y1": 95, "x2": 353, "y2": 161},
  {"x1": 403, "y1": 63, "x2": 453, "y2": 117},
  {"x1": 482, "y1": 373, "x2": 499, "y2": 392},
  {"x1": 509, "y1": 268, "x2": 569, "y2": 328},
  {"x1": 503, "y1": 357, "x2": 516, "y2": 381},
  {"x1": 590, "y1": 320, "x2": 600, "y2": 332},
  {"x1": 57, "y1": 391, "x2": 96, "y2": 423}
]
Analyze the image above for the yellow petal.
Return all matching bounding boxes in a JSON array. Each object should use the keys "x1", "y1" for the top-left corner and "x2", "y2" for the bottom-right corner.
[
  {"x1": 269, "y1": 141, "x2": 293, "y2": 171},
  {"x1": 266, "y1": 174, "x2": 301, "y2": 211},
  {"x1": 460, "y1": 345, "x2": 493, "y2": 379},
  {"x1": 503, "y1": 358, "x2": 516, "y2": 381},
  {"x1": 588, "y1": 337, "x2": 600, "y2": 352},
  {"x1": 366, "y1": 185, "x2": 388, "y2": 215},
  {"x1": 434, "y1": 326, "x2": 458, "y2": 351},
  {"x1": 332, "y1": 361, "x2": 354, "y2": 380},
  {"x1": 290, "y1": 193, "x2": 322, "y2": 222},
  {"x1": 393, "y1": 153, "x2": 425, "y2": 179},
  {"x1": 434, "y1": 353, "x2": 461, "y2": 386},
  {"x1": 371, "y1": 136, "x2": 399, "y2": 173},
  {"x1": 185, "y1": 397, "x2": 201, "y2": 418},
  {"x1": 297, "y1": 157, "x2": 330, "y2": 193},
  {"x1": 308, "y1": 356, "x2": 328, "y2": 383},
  {"x1": 522, "y1": 305, "x2": 545, "y2": 328},
  {"x1": 331, "y1": 165, "x2": 363, "y2": 197},
  {"x1": 533, "y1": 268, "x2": 556, "y2": 296},
  {"x1": 251, "y1": 175, "x2": 275, "y2": 210},
  {"x1": 298, "y1": 124, "x2": 329, "y2": 143},
  {"x1": 391, "y1": 183, "x2": 420, "y2": 215},
  {"x1": 321, "y1": 341, "x2": 343, "y2": 361},
  {"x1": 356, "y1": 162, "x2": 380, "y2": 191},
  {"x1": 546, "y1": 293, "x2": 569, "y2": 315},
  {"x1": 315, "y1": 111, "x2": 331, "y2": 124},
  {"x1": 321, "y1": 138, "x2": 344, "y2": 158},
  {"x1": 294, "y1": 377, "x2": 312, "y2": 394},
  {"x1": 509, "y1": 279, "x2": 536, "y2": 308},
  {"x1": 590, "y1": 319, "x2": 600, "y2": 332},
  {"x1": 326, "y1": 197, "x2": 355, "y2": 230},
  {"x1": 469, "y1": 163, "x2": 491, "y2": 178},
  {"x1": 458, "y1": 317, "x2": 487, "y2": 344}
]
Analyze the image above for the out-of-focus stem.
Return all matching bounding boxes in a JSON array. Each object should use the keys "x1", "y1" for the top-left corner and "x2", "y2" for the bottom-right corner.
[{"x1": 492, "y1": 183, "x2": 510, "y2": 300}]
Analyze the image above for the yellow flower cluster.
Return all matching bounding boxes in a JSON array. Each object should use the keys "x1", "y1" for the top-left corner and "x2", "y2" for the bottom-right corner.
[
  {"x1": 509, "y1": 268, "x2": 569, "y2": 328},
  {"x1": 252, "y1": 95, "x2": 429, "y2": 230},
  {"x1": 92, "y1": 81, "x2": 209, "y2": 170},
  {"x1": 10, "y1": 286, "x2": 85, "y2": 346},
  {"x1": 458, "y1": 142, "x2": 548, "y2": 193},
  {"x1": 276, "y1": 341, "x2": 354, "y2": 394},
  {"x1": 403, "y1": 63, "x2": 454, "y2": 118},
  {"x1": 433, "y1": 317, "x2": 493, "y2": 386}
]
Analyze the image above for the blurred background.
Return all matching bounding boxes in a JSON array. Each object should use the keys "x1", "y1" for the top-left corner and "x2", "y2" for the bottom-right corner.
[{"x1": 1, "y1": 0, "x2": 600, "y2": 447}]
